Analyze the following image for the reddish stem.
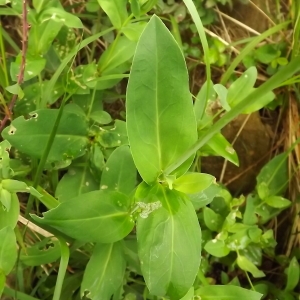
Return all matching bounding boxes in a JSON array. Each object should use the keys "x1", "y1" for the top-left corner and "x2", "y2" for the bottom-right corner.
[{"x1": 0, "y1": 0, "x2": 29, "y2": 131}]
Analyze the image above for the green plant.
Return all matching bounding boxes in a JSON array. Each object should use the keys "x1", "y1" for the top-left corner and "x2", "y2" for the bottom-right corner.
[{"x1": 0, "y1": 0, "x2": 300, "y2": 299}]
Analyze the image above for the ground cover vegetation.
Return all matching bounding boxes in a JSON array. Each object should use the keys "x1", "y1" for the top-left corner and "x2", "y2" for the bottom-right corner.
[{"x1": 0, "y1": 0, "x2": 300, "y2": 299}]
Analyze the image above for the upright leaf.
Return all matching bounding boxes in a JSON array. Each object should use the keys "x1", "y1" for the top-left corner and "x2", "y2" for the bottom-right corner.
[
  {"x1": 0, "y1": 226, "x2": 17, "y2": 275},
  {"x1": 256, "y1": 153, "x2": 288, "y2": 196},
  {"x1": 32, "y1": 191, "x2": 134, "y2": 243},
  {"x1": 136, "y1": 184, "x2": 201, "y2": 298},
  {"x1": 100, "y1": 145, "x2": 137, "y2": 195},
  {"x1": 0, "y1": 193, "x2": 19, "y2": 230},
  {"x1": 81, "y1": 242, "x2": 126, "y2": 300},
  {"x1": 97, "y1": 0, "x2": 128, "y2": 29},
  {"x1": 127, "y1": 16, "x2": 197, "y2": 184}
]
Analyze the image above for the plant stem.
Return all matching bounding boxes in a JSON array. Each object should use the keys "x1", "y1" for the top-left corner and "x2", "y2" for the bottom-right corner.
[{"x1": 164, "y1": 55, "x2": 300, "y2": 175}]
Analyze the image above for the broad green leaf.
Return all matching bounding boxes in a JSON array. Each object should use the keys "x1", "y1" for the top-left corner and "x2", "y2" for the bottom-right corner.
[
  {"x1": 285, "y1": 257, "x2": 299, "y2": 292},
  {"x1": 0, "y1": 270, "x2": 4, "y2": 298},
  {"x1": 243, "y1": 194, "x2": 258, "y2": 225},
  {"x1": 204, "y1": 239, "x2": 230, "y2": 257},
  {"x1": 20, "y1": 238, "x2": 61, "y2": 266},
  {"x1": 195, "y1": 285, "x2": 263, "y2": 300},
  {"x1": 2, "y1": 109, "x2": 88, "y2": 164},
  {"x1": 180, "y1": 287, "x2": 194, "y2": 300},
  {"x1": 99, "y1": 36, "x2": 137, "y2": 74},
  {"x1": 203, "y1": 207, "x2": 223, "y2": 232},
  {"x1": 264, "y1": 196, "x2": 291, "y2": 209},
  {"x1": 173, "y1": 172, "x2": 215, "y2": 194},
  {"x1": 55, "y1": 167, "x2": 98, "y2": 202},
  {"x1": 100, "y1": 145, "x2": 137, "y2": 196},
  {"x1": 136, "y1": 184, "x2": 201, "y2": 299},
  {"x1": 257, "y1": 182, "x2": 269, "y2": 199},
  {"x1": 10, "y1": 55, "x2": 46, "y2": 81},
  {"x1": 2, "y1": 179, "x2": 28, "y2": 193},
  {"x1": 98, "y1": 120, "x2": 128, "y2": 148},
  {"x1": 39, "y1": 8, "x2": 83, "y2": 28},
  {"x1": 189, "y1": 183, "x2": 222, "y2": 210},
  {"x1": 122, "y1": 22, "x2": 147, "y2": 41},
  {"x1": 0, "y1": 188, "x2": 11, "y2": 211},
  {"x1": 5, "y1": 83, "x2": 24, "y2": 99},
  {"x1": 203, "y1": 132, "x2": 239, "y2": 166},
  {"x1": 227, "y1": 67, "x2": 257, "y2": 107},
  {"x1": 0, "y1": 193, "x2": 19, "y2": 230},
  {"x1": 123, "y1": 239, "x2": 141, "y2": 274},
  {"x1": 254, "y1": 44, "x2": 278, "y2": 64},
  {"x1": 28, "y1": 19, "x2": 62, "y2": 55},
  {"x1": 130, "y1": 0, "x2": 140, "y2": 17},
  {"x1": 194, "y1": 80, "x2": 217, "y2": 129},
  {"x1": 31, "y1": 190, "x2": 134, "y2": 243},
  {"x1": 256, "y1": 153, "x2": 288, "y2": 196},
  {"x1": 242, "y1": 89, "x2": 275, "y2": 114},
  {"x1": 90, "y1": 110, "x2": 112, "y2": 124},
  {"x1": 140, "y1": 0, "x2": 158, "y2": 14},
  {"x1": 237, "y1": 255, "x2": 265, "y2": 278},
  {"x1": 81, "y1": 242, "x2": 126, "y2": 300},
  {"x1": 90, "y1": 144, "x2": 105, "y2": 174},
  {"x1": 97, "y1": 0, "x2": 128, "y2": 29},
  {"x1": 0, "y1": 226, "x2": 17, "y2": 275},
  {"x1": 214, "y1": 84, "x2": 230, "y2": 111},
  {"x1": 0, "y1": 140, "x2": 12, "y2": 179},
  {"x1": 127, "y1": 15, "x2": 197, "y2": 184}
]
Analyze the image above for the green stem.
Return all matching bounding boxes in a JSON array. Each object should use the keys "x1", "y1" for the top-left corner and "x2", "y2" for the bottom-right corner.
[
  {"x1": 25, "y1": 94, "x2": 71, "y2": 217},
  {"x1": 164, "y1": 55, "x2": 300, "y2": 175},
  {"x1": 182, "y1": 0, "x2": 211, "y2": 119},
  {"x1": 98, "y1": 14, "x2": 134, "y2": 73},
  {"x1": 3, "y1": 287, "x2": 39, "y2": 300},
  {"x1": 52, "y1": 237, "x2": 70, "y2": 300}
]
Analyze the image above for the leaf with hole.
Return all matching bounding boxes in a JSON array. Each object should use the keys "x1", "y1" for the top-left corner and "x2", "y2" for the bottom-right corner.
[
  {"x1": 20, "y1": 238, "x2": 61, "y2": 266},
  {"x1": 31, "y1": 190, "x2": 134, "y2": 243},
  {"x1": 2, "y1": 109, "x2": 89, "y2": 164},
  {"x1": 127, "y1": 15, "x2": 197, "y2": 184}
]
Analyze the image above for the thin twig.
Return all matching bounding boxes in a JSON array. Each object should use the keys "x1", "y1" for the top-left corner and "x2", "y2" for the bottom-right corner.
[{"x1": 0, "y1": 0, "x2": 29, "y2": 131}]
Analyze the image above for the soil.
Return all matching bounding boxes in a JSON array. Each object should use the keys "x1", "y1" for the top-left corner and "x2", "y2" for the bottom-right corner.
[
  {"x1": 201, "y1": 112, "x2": 273, "y2": 194},
  {"x1": 201, "y1": 0, "x2": 276, "y2": 195}
]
